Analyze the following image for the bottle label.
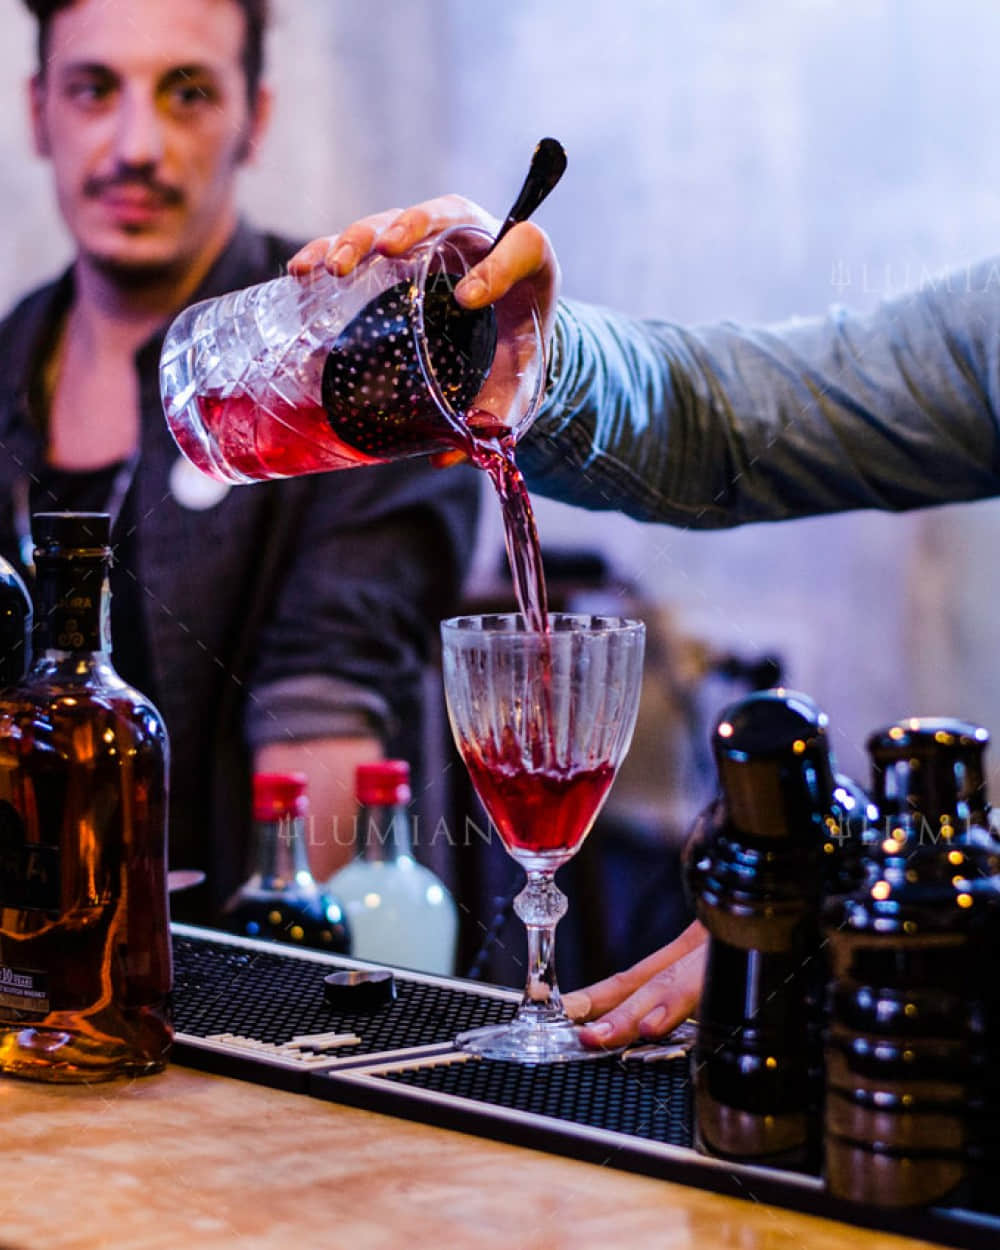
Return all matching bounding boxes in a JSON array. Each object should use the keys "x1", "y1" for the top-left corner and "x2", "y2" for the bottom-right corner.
[
  {"x1": 0, "y1": 964, "x2": 50, "y2": 1017},
  {"x1": 35, "y1": 559, "x2": 106, "y2": 652},
  {"x1": 0, "y1": 799, "x2": 60, "y2": 912}
]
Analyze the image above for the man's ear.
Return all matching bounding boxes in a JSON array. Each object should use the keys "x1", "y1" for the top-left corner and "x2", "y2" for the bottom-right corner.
[
  {"x1": 28, "y1": 73, "x2": 50, "y2": 157},
  {"x1": 237, "y1": 81, "x2": 272, "y2": 165}
]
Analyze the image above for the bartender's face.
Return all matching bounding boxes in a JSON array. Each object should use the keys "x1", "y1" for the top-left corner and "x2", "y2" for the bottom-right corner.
[{"x1": 28, "y1": 0, "x2": 270, "y2": 283}]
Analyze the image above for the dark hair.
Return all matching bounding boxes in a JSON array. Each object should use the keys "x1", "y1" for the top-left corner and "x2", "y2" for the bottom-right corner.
[{"x1": 22, "y1": 0, "x2": 270, "y2": 102}]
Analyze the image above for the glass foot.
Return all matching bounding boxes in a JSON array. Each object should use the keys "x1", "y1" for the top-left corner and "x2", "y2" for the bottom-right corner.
[{"x1": 456, "y1": 1019, "x2": 622, "y2": 1064}]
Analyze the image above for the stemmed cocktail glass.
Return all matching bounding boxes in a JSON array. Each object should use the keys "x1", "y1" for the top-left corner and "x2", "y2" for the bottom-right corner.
[{"x1": 441, "y1": 613, "x2": 645, "y2": 1062}]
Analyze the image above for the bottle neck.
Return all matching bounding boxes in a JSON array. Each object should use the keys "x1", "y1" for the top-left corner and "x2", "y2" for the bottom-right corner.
[
  {"x1": 34, "y1": 554, "x2": 111, "y2": 657},
  {"x1": 247, "y1": 813, "x2": 314, "y2": 888},
  {"x1": 359, "y1": 801, "x2": 413, "y2": 864}
]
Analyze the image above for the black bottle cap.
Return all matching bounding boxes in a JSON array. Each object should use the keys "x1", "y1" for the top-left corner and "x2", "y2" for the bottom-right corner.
[
  {"x1": 323, "y1": 968, "x2": 396, "y2": 1011},
  {"x1": 867, "y1": 717, "x2": 989, "y2": 830},
  {"x1": 32, "y1": 512, "x2": 111, "y2": 558},
  {"x1": 713, "y1": 689, "x2": 834, "y2": 839}
]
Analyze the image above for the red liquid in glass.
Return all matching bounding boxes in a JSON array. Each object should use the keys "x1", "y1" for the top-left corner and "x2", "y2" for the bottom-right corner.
[
  {"x1": 463, "y1": 745, "x2": 615, "y2": 862},
  {"x1": 181, "y1": 393, "x2": 385, "y2": 481}
]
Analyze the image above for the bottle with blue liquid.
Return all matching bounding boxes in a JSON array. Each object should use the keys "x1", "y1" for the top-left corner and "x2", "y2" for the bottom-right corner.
[{"x1": 222, "y1": 772, "x2": 351, "y2": 954}]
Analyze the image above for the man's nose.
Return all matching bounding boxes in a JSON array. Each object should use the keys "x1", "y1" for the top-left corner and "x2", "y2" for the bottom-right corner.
[{"x1": 113, "y1": 92, "x2": 166, "y2": 167}]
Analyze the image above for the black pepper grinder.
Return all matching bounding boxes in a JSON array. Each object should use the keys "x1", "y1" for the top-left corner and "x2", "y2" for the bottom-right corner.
[
  {"x1": 824, "y1": 718, "x2": 1000, "y2": 1209},
  {"x1": 684, "y1": 689, "x2": 838, "y2": 1170}
]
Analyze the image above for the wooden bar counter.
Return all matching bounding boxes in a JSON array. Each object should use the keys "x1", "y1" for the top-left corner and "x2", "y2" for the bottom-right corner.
[{"x1": 0, "y1": 1064, "x2": 942, "y2": 1250}]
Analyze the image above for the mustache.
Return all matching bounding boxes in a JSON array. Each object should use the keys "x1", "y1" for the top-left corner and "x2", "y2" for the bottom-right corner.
[{"x1": 83, "y1": 171, "x2": 184, "y2": 206}]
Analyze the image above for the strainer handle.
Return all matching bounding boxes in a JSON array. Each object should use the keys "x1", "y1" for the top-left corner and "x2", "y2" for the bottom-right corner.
[{"x1": 492, "y1": 138, "x2": 567, "y2": 250}]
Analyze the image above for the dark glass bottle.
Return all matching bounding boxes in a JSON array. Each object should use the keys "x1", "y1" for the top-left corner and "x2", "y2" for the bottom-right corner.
[
  {"x1": 222, "y1": 772, "x2": 351, "y2": 953},
  {"x1": 0, "y1": 554, "x2": 31, "y2": 688},
  {"x1": 0, "y1": 513, "x2": 172, "y2": 1081},
  {"x1": 824, "y1": 718, "x2": 1000, "y2": 1209},
  {"x1": 684, "y1": 689, "x2": 839, "y2": 1169}
]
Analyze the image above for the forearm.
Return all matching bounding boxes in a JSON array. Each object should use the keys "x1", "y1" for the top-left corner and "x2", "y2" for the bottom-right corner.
[
  {"x1": 254, "y1": 735, "x2": 383, "y2": 880},
  {"x1": 521, "y1": 261, "x2": 1000, "y2": 526}
]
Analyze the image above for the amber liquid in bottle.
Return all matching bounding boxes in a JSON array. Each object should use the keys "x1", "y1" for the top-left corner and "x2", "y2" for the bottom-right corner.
[{"x1": 0, "y1": 513, "x2": 172, "y2": 1082}]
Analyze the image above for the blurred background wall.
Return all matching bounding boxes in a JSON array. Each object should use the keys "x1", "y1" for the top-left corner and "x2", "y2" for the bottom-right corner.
[{"x1": 3, "y1": 0, "x2": 1000, "y2": 792}]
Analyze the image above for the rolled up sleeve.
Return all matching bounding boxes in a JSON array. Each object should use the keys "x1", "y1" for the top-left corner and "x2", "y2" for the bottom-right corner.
[{"x1": 522, "y1": 256, "x2": 1000, "y2": 526}]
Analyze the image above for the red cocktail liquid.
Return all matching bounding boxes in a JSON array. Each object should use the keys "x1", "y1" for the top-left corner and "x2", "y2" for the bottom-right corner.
[
  {"x1": 468, "y1": 431, "x2": 549, "y2": 635},
  {"x1": 462, "y1": 742, "x2": 615, "y2": 862},
  {"x1": 179, "y1": 393, "x2": 385, "y2": 481}
]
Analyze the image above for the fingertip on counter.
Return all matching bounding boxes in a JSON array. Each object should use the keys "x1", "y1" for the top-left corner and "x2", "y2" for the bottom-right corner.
[
  {"x1": 577, "y1": 1019, "x2": 613, "y2": 1044},
  {"x1": 561, "y1": 990, "x2": 591, "y2": 1021}
]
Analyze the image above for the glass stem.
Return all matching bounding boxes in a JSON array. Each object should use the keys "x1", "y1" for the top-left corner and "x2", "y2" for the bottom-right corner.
[{"x1": 513, "y1": 870, "x2": 568, "y2": 1025}]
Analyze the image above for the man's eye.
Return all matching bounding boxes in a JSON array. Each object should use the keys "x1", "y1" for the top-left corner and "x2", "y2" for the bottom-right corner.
[
  {"x1": 169, "y1": 82, "x2": 215, "y2": 110},
  {"x1": 66, "y1": 80, "x2": 113, "y2": 105}
]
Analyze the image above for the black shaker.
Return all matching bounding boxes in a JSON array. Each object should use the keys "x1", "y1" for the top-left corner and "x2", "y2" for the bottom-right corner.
[
  {"x1": 684, "y1": 689, "x2": 842, "y2": 1169},
  {"x1": 824, "y1": 718, "x2": 1000, "y2": 1208}
]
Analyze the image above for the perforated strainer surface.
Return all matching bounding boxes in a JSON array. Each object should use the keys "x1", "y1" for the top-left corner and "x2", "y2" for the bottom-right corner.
[{"x1": 321, "y1": 273, "x2": 497, "y2": 459}]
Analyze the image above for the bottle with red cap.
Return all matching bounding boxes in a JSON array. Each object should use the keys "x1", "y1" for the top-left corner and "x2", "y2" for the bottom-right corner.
[
  {"x1": 221, "y1": 772, "x2": 351, "y2": 953},
  {"x1": 327, "y1": 760, "x2": 457, "y2": 974}
]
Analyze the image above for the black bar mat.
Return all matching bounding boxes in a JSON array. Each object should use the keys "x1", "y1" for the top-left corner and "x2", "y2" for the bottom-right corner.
[{"x1": 170, "y1": 924, "x2": 517, "y2": 1090}]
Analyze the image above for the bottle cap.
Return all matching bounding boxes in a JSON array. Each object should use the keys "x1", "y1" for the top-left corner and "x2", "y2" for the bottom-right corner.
[
  {"x1": 713, "y1": 688, "x2": 834, "y2": 839},
  {"x1": 323, "y1": 968, "x2": 396, "y2": 1011},
  {"x1": 32, "y1": 512, "x2": 111, "y2": 558},
  {"x1": 868, "y1": 717, "x2": 989, "y2": 828},
  {"x1": 253, "y1": 772, "x2": 309, "y2": 821},
  {"x1": 356, "y1": 760, "x2": 411, "y2": 806}
]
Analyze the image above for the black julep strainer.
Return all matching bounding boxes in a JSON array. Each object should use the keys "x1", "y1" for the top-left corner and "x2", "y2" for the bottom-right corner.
[{"x1": 321, "y1": 138, "x2": 567, "y2": 461}]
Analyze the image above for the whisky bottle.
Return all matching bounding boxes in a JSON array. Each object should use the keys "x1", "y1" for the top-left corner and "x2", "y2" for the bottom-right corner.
[{"x1": 0, "y1": 513, "x2": 172, "y2": 1081}]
